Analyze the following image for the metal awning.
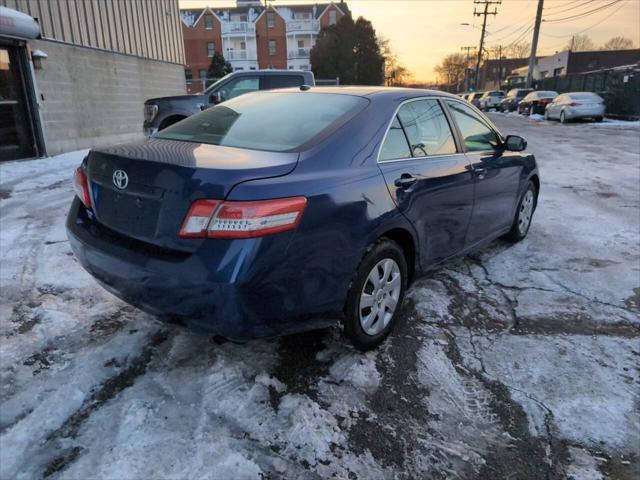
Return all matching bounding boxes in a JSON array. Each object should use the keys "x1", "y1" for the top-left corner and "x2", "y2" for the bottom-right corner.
[{"x1": 0, "y1": 6, "x2": 40, "y2": 40}]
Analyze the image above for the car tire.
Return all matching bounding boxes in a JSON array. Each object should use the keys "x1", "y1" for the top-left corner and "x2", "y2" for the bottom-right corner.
[
  {"x1": 505, "y1": 181, "x2": 537, "y2": 243},
  {"x1": 544, "y1": 110, "x2": 550, "y2": 121},
  {"x1": 560, "y1": 111, "x2": 567, "y2": 124},
  {"x1": 344, "y1": 239, "x2": 408, "y2": 351},
  {"x1": 595, "y1": 116, "x2": 603, "y2": 123}
]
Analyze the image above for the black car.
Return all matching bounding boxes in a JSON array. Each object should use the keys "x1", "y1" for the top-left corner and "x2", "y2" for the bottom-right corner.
[
  {"x1": 143, "y1": 70, "x2": 315, "y2": 135},
  {"x1": 500, "y1": 88, "x2": 533, "y2": 112},
  {"x1": 517, "y1": 90, "x2": 558, "y2": 115}
]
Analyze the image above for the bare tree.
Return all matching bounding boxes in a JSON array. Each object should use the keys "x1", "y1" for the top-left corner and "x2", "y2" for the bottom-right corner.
[
  {"x1": 435, "y1": 53, "x2": 470, "y2": 89},
  {"x1": 566, "y1": 35, "x2": 595, "y2": 52},
  {"x1": 379, "y1": 36, "x2": 412, "y2": 86},
  {"x1": 506, "y1": 42, "x2": 531, "y2": 59},
  {"x1": 602, "y1": 36, "x2": 634, "y2": 50}
]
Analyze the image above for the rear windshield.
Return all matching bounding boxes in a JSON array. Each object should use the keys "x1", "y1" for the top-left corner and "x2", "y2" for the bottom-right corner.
[
  {"x1": 156, "y1": 92, "x2": 368, "y2": 152},
  {"x1": 537, "y1": 91, "x2": 558, "y2": 97},
  {"x1": 489, "y1": 91, "x2": 503, "y2": 97},
  {"x1": 570, "y1": 92, "x2": 602, "y2": 101}
]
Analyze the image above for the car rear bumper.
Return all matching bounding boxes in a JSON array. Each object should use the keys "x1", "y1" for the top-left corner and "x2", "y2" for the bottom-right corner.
[
  {"x1": 565, "y1": 106, "x2": 606, "y2": 119},
  {"x1": 66, "y1": 198, "x2": 341, "y2": 340}
]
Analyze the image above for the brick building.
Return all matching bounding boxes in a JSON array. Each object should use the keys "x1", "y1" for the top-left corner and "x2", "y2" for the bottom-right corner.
[
  {"x1": 181, "y1": 0, "x2": 348, "y2": 93},
  {"x1": 0, "y1": 0, "x2": 185, "y2": 159}
]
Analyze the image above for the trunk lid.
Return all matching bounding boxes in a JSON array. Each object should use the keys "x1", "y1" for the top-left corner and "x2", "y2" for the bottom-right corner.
[{"x1": 86, "y1": 138, "x2": 298, "y2": 251}]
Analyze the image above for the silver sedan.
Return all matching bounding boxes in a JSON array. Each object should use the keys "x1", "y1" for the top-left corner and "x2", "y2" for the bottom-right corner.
[{"x1": 545, "y1": 92, "x2": 606, "y2": 123}]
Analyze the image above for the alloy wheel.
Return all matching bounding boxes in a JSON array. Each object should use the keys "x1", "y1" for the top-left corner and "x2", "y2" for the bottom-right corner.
[
  {"x1": 359, "y1": 258, "x2": 401, "y2": 336},
  {"x1": 518, "y1": 189, "x2": 535, "y2": 236}
]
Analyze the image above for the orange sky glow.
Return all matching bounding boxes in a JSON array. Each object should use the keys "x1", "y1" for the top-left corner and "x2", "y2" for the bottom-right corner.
[{"x1": 179, "y1": 0, "x2": 640, "y2": 82}]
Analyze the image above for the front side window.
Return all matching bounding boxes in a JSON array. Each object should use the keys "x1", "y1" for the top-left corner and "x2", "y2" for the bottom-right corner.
[
  {"x1": 218, "y1": 76, "x2": 259, "y2": 101},
  {"x1": 156, "y1": 93, "x2": 369, "y2": 152},
  {"x1": 269, "y1": 40, "x2": 276, "y2": 56},
  {"x1": 207, "y1": 42, "x2": 215, "y2": 57},
  {"x1": 446, "y1": 100, "x2": 500, "y2": 152},
  {"x1": 397, "y1": 99, "x2": 457, "y2": 157},
  {"x1": 379, "y1": 116, "x2": 411, "y2": 161},
  {"x1": 267, "y1": 12, "x2": 275, "y2": 28},
  {"x1": 204, "y1": 15, "x2": 214, "y2": 30}
]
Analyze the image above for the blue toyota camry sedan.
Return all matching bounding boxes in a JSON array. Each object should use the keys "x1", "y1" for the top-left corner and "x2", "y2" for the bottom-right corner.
[{"x1": 67, "y1": 87, "x2": 539, "y2": 350}]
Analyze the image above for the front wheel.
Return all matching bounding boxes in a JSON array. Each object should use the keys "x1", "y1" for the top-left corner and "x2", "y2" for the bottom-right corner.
[
  {"x1": 505, "y1": 181, "x2": 537, "y2": 242},
  {"x1": 344, "y1": 239, "x2": 408, "y2": 350},
  {"x1": 544, "y1": 109, "x2": 550, "y2": 121},
  {"x1": 595, "y1": 116, "x2": 603, "y2": 123}
]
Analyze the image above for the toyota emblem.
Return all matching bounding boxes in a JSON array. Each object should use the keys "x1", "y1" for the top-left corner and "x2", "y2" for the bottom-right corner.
[{"x1": 112, "y1": 170, "x2": 129, "y2": 190}]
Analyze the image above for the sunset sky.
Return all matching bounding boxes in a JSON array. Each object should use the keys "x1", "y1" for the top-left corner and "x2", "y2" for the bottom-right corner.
[{"x1": 179, "y1": 0, "x2": 640, "y2": 82}]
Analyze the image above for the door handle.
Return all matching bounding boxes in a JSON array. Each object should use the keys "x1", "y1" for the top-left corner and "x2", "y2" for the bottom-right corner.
[
  {"x1": 473, "y1": 166, "x2": 487, "y2": 180},
  {"x1": 394, "y1": 174, "x2": 418, "y2": 188}
]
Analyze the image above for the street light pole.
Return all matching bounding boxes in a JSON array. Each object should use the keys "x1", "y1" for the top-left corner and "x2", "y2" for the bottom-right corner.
[{"x1": 525, "y1": 0, "x2": 544, "y2": 88}]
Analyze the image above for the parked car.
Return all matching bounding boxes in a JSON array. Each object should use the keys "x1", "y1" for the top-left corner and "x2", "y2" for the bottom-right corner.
[
  {"x1": 518, "y1": 91, "x2": 558, "y2": 115},
  {"x1": 544, "y1": 92, "x2": 606, "y2": 123},
  {"x1": 68, "y1": 87, "x2": 539, "y2": 350},
  {"x1": 479, "y1": 91, "x2": 504, "y2": 111},
  {"x1": 468, "y1": 92, "x2": 485, "y2": 108},
  {"x1": 500, "y1": 88, "x2": 533, "y2": 112},
  {"x1": 143, "y1": 70, "x2": 315, "y2": 136}
]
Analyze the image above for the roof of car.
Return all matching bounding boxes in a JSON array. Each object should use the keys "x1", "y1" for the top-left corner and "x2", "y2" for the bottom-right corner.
[{"x1": 271, "y1": 86, "x2": 461, "y2": 100}]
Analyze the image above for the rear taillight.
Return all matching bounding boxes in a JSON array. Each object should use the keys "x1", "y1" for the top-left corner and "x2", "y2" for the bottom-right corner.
[
  {"x1": 568, "y1": 102, "x2": 581, "y2": 107},
  {"x1": 73, "y1": 167, "x2": 91, "y2": 208},
  {"x1": 179, "y1": 197, "x2": 307, "y2": 239},
  {"x1": 539, "y1": 98, "x2": 551, "y2": 104}
]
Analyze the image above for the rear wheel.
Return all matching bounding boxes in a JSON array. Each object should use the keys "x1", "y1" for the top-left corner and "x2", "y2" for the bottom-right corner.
[
  {"x1": 505, "y1": 181, "x2": 537, "y2": 242},
  {"x1": 344, "y1": 239, "x2": 407, "y2": 350},
  {"x1": 560, "y1": 111, "x2": 568, "y2": 124},
  {"x1": 595, "y1": 116, "x2": 603, "y2": 123},
  {"x1": 544, "y1": 109, "x2": 550, "y2": 121}
]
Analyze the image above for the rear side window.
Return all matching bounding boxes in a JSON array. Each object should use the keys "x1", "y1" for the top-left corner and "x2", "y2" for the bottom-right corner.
[
  {"x1": 379, "y1": 117, "x2": 411, "y2": 161},
  {"x1": 264, "y1": 75, "x2": 304, "y2": 89},
  {"x1": 397, "y1": 99, "x2": 457, "y2": 157},
  {"x1": 446, "y1": 100, "x2": 500, "y2": 152},
  {"x1": 156, "y1": 92, "x2": 368, "y2": 152}
]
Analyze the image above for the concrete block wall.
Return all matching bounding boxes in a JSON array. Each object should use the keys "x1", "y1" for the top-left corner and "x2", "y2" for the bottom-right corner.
[{"x1": 32, "y1": 40, "x2": 186, "y2": 156}]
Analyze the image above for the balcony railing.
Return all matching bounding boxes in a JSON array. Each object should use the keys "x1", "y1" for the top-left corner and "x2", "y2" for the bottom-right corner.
[
  {"x1": 222, "y1": 22, "x2": 255, "y2": 34},
  {"x1": 288, "y1": 48, "x2": 311, "y2": 59},
  {"x1": 225, "y1": 50, "x2": 251, "y2": 60},
  {"x1": 286, "y1": 20, "x2": 320, "y2": 32}
]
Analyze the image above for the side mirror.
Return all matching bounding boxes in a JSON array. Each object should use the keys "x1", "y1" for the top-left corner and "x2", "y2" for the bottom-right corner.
[
  {"x1": 504, "y1": 135, "x2": 527, "y2": 152},
  {"x1": 210, "y1": 92, "x2": 222, "y2": 105}
]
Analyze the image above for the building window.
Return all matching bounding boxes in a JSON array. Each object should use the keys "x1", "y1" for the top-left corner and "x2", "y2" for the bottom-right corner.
[
  {"x1": 240, "y1": 41, "x2": 246, "y2": 51},
  {"x1": 269, "y1": 40, "x2": 276, "y2": 56},
  {"x1": 289, "y1": 66, "x2": 294, "y2": 70},
  {"x1": 185, "y1": 69, "x2": 193, "y2": 81},
  {"x1": 199, "y1": 69, "x2": 207, "y2": 79},
  {"x1": 204, "y1": 15, "x2": 214, "y2": 30},
  {"x1": 207, "y1": 42, "x2": 215, "y2": 57},
  {"x1": 329, "y1": 10, "x2": 337, "y2": 25},
  {"x1": 267, "y1": 12, "x2": 275, "y2": 28},
  {"x1": 298, "y1": 39, "x2": 304, "y2": 48}
]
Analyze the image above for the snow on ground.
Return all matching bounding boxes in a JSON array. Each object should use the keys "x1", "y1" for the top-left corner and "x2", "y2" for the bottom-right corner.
[{"x1": 1, "y1": 114, "x2": 639, "y2": 479}]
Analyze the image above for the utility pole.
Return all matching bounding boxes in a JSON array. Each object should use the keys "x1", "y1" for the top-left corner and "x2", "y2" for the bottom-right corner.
[
  {"x1": 473, "y1": 0, "x2": 500, "y2": 90},
  {"x1": 496, "y1": 45, "x2": 502, "y2": 87},
  {"x1": 526, "y1": 0, "x2": 544, "y2": 88},
  {"x1": 461, "y1": 46, "x2": 476, "y2": 92}
]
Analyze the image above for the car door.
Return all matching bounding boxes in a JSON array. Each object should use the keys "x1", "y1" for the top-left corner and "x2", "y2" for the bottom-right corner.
[
  {"x1": 377, "y1": 98, "x2": 475, "y2": 266},
  {"x1": 548, "y1": 94, "x2": 564, "y2": 118},
  {"x1": 444, "y1": 99, "x2": 522, "y2": 246}
]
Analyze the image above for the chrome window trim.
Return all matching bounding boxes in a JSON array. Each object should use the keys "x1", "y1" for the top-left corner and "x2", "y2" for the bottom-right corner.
[{"x1": 377, "y1": 96, "x2": 460, "y2": 164}]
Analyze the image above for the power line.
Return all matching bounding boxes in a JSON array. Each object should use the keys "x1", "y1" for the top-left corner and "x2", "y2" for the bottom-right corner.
[
  {"x1": 543, "y1": 0, "x2": 592, "y2": 11},
  {"x1": 543, "y1": 0, "x2": 595, "y2": 15},
  {"x1": 543, "y1": 0, "x2": 623, "y2": 23},
  {"x1": 540, "y1": 0, "x2": 626, "y2": 38}
]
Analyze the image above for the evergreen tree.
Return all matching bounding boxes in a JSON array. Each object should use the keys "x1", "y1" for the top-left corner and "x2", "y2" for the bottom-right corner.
[{"x1": 207, "y1": 52, "x2": 233, "y2": 82}]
